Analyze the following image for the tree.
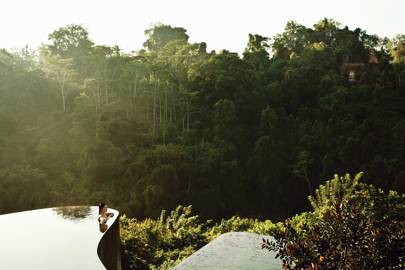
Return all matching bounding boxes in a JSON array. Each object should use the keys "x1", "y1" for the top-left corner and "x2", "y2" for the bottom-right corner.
[
  {"x1": 388, "y1": 35, "x2": 405, "y2": 88},
  {"x1": 143, "y1": 24, "x2": 189, "y2": 51},
  {"x1": 40, "y1": 49, "x2": 77, "y2": 112},
  {"x1": 293, "y1": 151, "x2": 314, "y2": 195},
  {"x1": 252, "y1": 136, "x2": 283, "y2": 214},
  {"x1": 388, "y1": 35, "x2": 405, "y2": 64},
  {"x1": 214, "y1": 99, "x2": 237, "y2": 141},
  {"x1": 264, "y1": 173, "x2": 405, "y2": 269},
  {"x1": 47, "y1": 24, "x2": 94, "y2": 78},
  {"x1": 47, "y1": 24, "x2": 94, "y2": 57},
  {"x1": 271, "y1": 21, "x2": 309, "y2": 59},
  {"x1": 243, "y1": 34, "x2": 271, "y2": 77}
]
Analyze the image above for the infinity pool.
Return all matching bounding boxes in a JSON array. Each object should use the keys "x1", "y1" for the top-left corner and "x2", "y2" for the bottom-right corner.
[
  {"x1": 0, "y1": 206, "x2": 120, "y2": 270},
  {"x1": 173, "y1": 232, "x2": 282, "y2": 270}
]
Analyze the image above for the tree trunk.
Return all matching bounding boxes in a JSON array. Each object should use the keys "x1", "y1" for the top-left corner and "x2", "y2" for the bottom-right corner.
[
  {"x1": 182, "y1": 116, "x2": 185, "y2": 133},
  {"x1": 133, "y1": 79, "x2": 137, "y2": 118},
  {"x1": 153, "y1": 82, "x2": 157, "y2": 141},
  {"x1": 61, "y1": 80, "x2": 66, "y2": 113},
  {"x1": 304, "y1": 168, "x2": 312, "y2": 195},
  {"x1": 163, "y1": 89, "x2": 168, "y2": 145},
  {"x1": 186, "y1": 101, "x2": 190, "y2": 131},
  {"x1": 159, "y1": 95, "x2": 162, "y2": 126}
]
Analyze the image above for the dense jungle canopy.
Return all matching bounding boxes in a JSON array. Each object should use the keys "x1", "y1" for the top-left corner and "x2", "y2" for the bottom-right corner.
[{"x1": 1, "y1": 19, "x2": 404, "y2": 221}]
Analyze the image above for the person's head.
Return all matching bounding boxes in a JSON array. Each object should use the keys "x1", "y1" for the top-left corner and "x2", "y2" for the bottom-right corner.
[{"x1": 98, "y1": 203, "x2": 107, "y2": 215}]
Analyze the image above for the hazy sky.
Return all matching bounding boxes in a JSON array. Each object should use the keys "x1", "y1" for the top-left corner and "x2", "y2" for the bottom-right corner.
[{"x1": 1, "y1": 0, "x2": 404, "y2": 54}]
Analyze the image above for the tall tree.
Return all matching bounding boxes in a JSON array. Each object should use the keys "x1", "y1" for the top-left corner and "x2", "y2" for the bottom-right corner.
[
  {"x1": 40, "y1": 49, "x2": 77, "y2": 113},
  {"x1": 143, "y1": 24, "x2": 189, "y2": 51}
]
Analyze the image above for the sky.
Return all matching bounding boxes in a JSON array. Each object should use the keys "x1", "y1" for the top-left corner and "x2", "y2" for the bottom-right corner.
[{"x1": 1, "y1": 0, "x2": 404, "y2": 54}]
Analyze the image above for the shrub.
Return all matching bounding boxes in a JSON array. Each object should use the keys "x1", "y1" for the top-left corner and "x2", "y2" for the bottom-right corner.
[
  {"x1": 120, "y1": 205, "x2": 208, "y2": 270},
  {"x1": 263, "y1": 173, "x2": 405, "y2": 269},
  {"x1": 120, "y1": 205, "x2": 278, "y2": 269}
]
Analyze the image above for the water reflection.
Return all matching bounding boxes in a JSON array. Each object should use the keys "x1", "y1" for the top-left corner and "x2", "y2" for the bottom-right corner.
[
  {"x1": 99, "y1": 223, "x2": 109, "y2": 233},
  {"x1": 0, "y1": 206, "x2": 115, "y2": 270},
  {"x1": 53, "y1": 206, "x2": 91, "y2": 221},
  {"x1": 173, "y1": 232, "x2": 282, "y2": 270}
]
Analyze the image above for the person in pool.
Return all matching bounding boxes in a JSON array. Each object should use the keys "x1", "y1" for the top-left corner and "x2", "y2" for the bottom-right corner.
[{"x1": 98, "y1": 203, "x2": 114, "y2": 225}]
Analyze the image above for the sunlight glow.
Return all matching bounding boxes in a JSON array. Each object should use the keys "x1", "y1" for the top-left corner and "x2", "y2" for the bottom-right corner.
[{"x1": 1, "y1": 0, "x2": 404, "y2": 53}]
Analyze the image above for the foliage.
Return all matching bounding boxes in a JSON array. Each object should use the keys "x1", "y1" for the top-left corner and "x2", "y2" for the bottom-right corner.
[
  {"x1": 120, "y1": 173, "x2": 404, "y2": 269},
  {"x1": 0, "y1": 19, "x2": 404, "y2": 222},
  {"x1": 120, "y1": 205, "x2": 277, "y2": 269},
  {"x1": 1, "y1": 17, "x2": 404, "y2": 270},
  {"x1": 120, "y1": 205, "x2": 208, "y2": 270},
  {"x1": 263, "y1": 173, "x2": 405, "y2": 269}
]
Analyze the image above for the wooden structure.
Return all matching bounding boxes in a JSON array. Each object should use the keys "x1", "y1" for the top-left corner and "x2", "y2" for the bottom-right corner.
[{"x1": 340, "y1": 53, "x2": 379, "y2": 82}]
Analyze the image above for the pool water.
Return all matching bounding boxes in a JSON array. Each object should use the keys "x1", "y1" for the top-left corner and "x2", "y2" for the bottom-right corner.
[
  {"x1": 173, "y1": 232, "x2": 282, "y2": 270},
  {"x1": 0, "y1": 206, "x2": 118, "y2": 270}
]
